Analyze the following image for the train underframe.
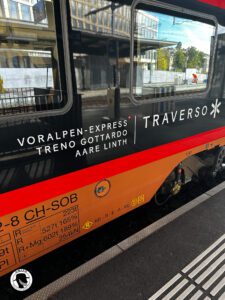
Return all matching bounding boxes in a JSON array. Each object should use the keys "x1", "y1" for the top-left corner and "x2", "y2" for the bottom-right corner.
[{"x1": 155, "y1": 146, "x2": 225, "y2": 205}]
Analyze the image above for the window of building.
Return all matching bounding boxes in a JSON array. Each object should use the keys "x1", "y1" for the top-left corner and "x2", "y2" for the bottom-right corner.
[
  {"x1": 12, "y1": 56, "x2": 20, "y2": 68},
  {"x1": 132, "y1": 3, "x2": 216, "y2": 100},
  {"x1": 23, "y1": 56, "x2": 31, "y2": 68},
  {"x1": 0, "y1": 56, "x2": 8, "y2": 67},
  {"x1": 104, "y1": 13, "x2": 108, "y2": 27},
  {"x1": 0, "y1": 0, "x2": 65, "y2": 116},
  {"x1": 21, "y1": 4, "x2": 31, "y2": 21},
  {"x1": 8, "y1": 0, "x2": 19, "y2": 19},
  {"x1": 77, "y1": 3, "x2": 82, "y2": 18},
  {"x1": 71, "y1": 1, "x2": 76, "y2": 16},
  {"x1": 0, "y1": 0, "x2": 5, "y2": 18}
]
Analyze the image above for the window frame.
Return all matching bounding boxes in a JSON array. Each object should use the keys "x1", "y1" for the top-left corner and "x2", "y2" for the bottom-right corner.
[
  {"x1": 8, "y1": 0, "x2": 19, "y2": 19},
  {"x1": 130, "y1": 0, "x2": 218, "y2": 104},
  {"x1": 0, "y1": 0, "x2": 73, "y2": 121},
  {"x1": 20, "y1": 3, "x2": 32, "y2": 22}
]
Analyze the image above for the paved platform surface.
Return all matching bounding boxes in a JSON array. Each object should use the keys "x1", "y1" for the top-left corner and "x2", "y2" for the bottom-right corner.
[{"x1": 27, "y1": 182, "x2": 225, "y2": 300}]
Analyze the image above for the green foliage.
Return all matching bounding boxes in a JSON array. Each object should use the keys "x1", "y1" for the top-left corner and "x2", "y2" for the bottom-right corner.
[
  {"x1": 176, "y1": 42, "x2": 182, "y2": 50},
  {"x1": 172, "y1": 45, "x2": 206, "y2": 72},
  {"x1": 197, "y1": 51, "x2": 206, "y2": 70},
  {"x1": 173, "y1": 49, "x2": 186, "y2": 72},
  {"x1": 186, "y1": 47, "x2": 205, "y2": 70},
  {"x1": 157, "y1": 48, "x2": 169, "y2": 71},
  {"x1": 0, "y1": 76, "x2": 5, "y2": 93}
]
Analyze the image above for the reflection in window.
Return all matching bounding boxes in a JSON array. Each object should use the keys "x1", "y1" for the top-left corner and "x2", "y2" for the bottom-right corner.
[
  {"x1": 133, "y1": 6, "x2": 215, "y2": 100},
  {"x1": 12, "y1": 56, "x2": 20, "y2": 68},
  {"x1": 8, "y1": 0, "x2": 18, "y2": 19},
  {"x1": 0, "y1": 0, "x2": 65, "y2": 116},
  {"x1": 69, "y1": 0, "x2": 131, "y2": 109},
  {"x1": 0, "y1": 0, "x2": 4, "y2": 17},
  {"x1": 21, "y1": 4, "x2": 31, "y2": 21},
  {"x1": 69, "y1": 0, "x2": 130, "y2": 36}
]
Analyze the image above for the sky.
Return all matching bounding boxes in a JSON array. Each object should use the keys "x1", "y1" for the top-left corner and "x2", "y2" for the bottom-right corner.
[{"x1": 149, "y1": 11, "x2": 215, "y2": 54}]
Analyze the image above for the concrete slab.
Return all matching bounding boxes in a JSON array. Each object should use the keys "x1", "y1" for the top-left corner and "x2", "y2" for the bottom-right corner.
[{"x1": 26, "y1": 185, "x2": 225, "y2": 300}]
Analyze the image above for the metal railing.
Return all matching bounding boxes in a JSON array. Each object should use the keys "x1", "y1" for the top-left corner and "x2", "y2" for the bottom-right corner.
[{"x1": 0, "y1": 88, "x2": 63, "y2": 115}]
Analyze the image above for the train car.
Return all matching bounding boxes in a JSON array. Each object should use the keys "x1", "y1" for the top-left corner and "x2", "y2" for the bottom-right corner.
[{"x1": 0, "y1": 0, "x2": 225, "y2": 277}]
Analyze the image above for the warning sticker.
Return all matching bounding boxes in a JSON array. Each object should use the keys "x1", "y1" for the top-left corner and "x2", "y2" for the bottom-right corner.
[
  {"x1": 0, "y1": 173, "x2": 146, "y2": 277},
  {"x1": 14, "y1": 206, "x2": 79, "y2": 262},
  {"x1": 0, "y1": 192, "x2": 80, "y2": 276}
]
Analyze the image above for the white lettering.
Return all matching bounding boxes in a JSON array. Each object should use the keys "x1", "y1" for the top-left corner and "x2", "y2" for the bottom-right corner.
[
  {"x1": 162, "y1": 113, "x2": 169, "y2": 125},
  {"x1": 171, "y1": 111, "x2": 178, "y2": 122},
  {"x1": 27, "y1": 136, "x2": 35, "y2": 145},
  {"x1": 17, "y1": 138, "x2": 25, "y2": 147},
  {"x1": 202, "y1": 106, "x2": 208, "y2": 116},
  {"x1": 179, "y1": 109, "x2": 185, "y2": 121},
  {"x1": 143, "y1": 116, "x2": 151, "y2": 128},
  {"x1": 37, "y1": 135, "x2": 45, "y2": 144},
  {"x1": 187, "y1": 108, "x2": 193, "y2": 119},
  {"x1": 195, "y1": 107, "x2": 200, "y2": 118},
  {"x1": 153, "y1": 114, "x2": 160, "y2": 127}
]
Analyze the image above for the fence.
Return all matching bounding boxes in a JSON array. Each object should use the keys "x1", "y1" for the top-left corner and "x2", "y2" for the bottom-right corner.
[{"x1": 143, "y1": 70, "x2": 207, "y2": 85}]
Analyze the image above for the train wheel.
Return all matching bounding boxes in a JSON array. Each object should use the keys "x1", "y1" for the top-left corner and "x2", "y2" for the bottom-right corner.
[
  {"x1": 154, "y1": 193, "x2": 171, "y2": 206},
  {"x1": 213, "y1": 146, "x2": 225, "y2": 177},
  {"x1": 154, "y1": 164, "x2": 184, "y2": 206}
]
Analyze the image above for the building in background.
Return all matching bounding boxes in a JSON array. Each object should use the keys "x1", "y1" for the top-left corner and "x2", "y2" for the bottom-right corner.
[
  {"x1": 0, "y1": 0, "x2": 55, "y2": 90},
  {"x1": 70, "y1": 0, "x2": 131, "y2": 37},
  {"x1": 0, "y1": 0, "x2": 34, "y2": 21},
  {"x1": 135, "y1": 10, "x2": 158, "y2": 71},
  {"x1": 70, "y1": 0, "x2": 160, "y2": 90}
]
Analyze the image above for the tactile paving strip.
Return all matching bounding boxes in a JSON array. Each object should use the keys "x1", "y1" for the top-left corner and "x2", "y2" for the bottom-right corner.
[{"x1": 148, "y1": 234, "x2": 225, "y2": 300}]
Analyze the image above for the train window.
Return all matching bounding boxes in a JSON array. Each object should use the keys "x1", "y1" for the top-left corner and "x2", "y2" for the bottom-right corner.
[
  {"x1": 69, "y1": 0, "x2": 131, "y2": 110},
  {"x1": 132, "y1": 2, "x2": 216, "y2": 101},
  {"x1": 0, "y1": 0, "x2": 65, "y2": 117}
]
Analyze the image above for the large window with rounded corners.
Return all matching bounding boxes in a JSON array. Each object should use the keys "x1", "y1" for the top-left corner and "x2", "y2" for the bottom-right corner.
[
  {"x1": 132, "y1": 2, "x2": 216, "y2": 101},
  {"x1": 0, "y1": 0, "x2": 65, "y2": 116}
]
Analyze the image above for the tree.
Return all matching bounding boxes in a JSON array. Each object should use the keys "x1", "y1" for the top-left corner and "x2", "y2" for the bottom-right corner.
[
  {"x1": 186, "y1": 47, "x2": 205, "y2": 70},
  {"x1": 173, "y1": 49, "x2": 186, "y2": 72},
  {"x1": 197, "y1": 51, "x2": 206, "y2": 72},
  {"x1": 157, "y1": 48, "x2": 170, "y2": 71},
  {"x1": 0, "y1": 76, "x2": 5, "y2": 93},
  {"x1": 186, "y1": 47, "x2": 198, "y2": 68},
  {"x1": 176, "y1": 42, "x2": 182, "y2": 50}
]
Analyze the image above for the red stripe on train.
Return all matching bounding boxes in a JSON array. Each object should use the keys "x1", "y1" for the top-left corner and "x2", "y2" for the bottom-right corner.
[
  {"x1": 198, "y1": 0, "x2": 225, "y2": 9},
  {"x1": 1, "y1": 126, "x2": 225, "y2": 217}
]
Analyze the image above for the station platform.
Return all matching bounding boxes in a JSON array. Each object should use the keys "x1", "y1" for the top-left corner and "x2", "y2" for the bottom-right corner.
[{"x1": 26, "y1": 182, "x2": 225, "y2": 300}]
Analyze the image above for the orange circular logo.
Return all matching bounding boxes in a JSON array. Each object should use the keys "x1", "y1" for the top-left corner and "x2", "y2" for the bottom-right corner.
[{"x1": 95, "y1": 179, "x2": 111, "y2": 198}]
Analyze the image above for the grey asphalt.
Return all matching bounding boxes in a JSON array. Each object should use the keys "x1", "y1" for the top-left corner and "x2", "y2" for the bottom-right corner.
[{"x1": 44, "y1": 187, "x2": 225, "y2": 300}]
